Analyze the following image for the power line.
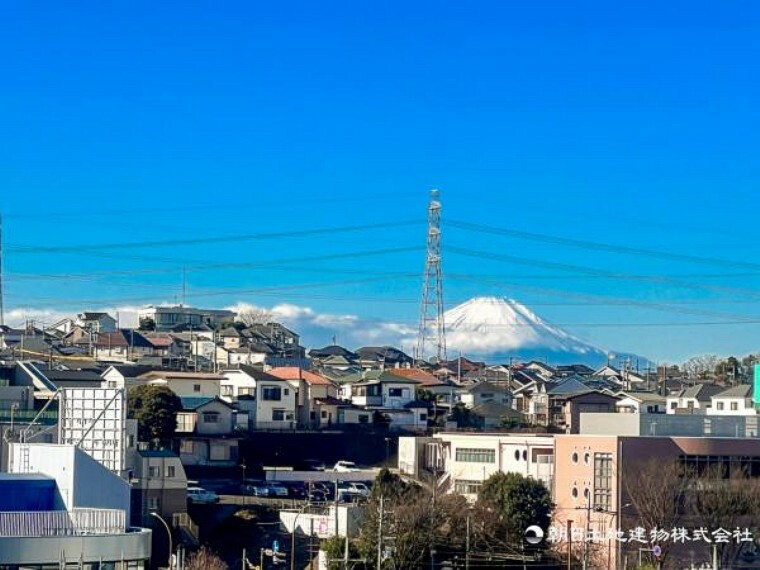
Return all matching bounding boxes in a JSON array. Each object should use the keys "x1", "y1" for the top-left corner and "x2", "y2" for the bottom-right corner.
[
  {"x1": 447, "y1": 219, "x2": 760, "y2": 272},
  {"x1": 6, "y1": 220, "x2": 421, "y2": 254}
]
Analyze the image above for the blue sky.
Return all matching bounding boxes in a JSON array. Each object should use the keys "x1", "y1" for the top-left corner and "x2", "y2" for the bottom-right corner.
[{"x1": 1, "y1": 1, "x2": 760, "y2": 363}]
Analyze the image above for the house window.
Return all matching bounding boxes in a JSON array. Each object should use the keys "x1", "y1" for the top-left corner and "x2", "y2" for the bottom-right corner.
[
  {"x1": 358, "y1": 414, "x2": 369, "y2": 424},
  {"x1": 262, "y1": 387, "x2": 282, "y2": 401},
  {"x1": 180, "y1": 440, "x2": 194, "y2": 454},
  {"x1": 239, "y1": 387, "x2": 254, "y2": 396},
  {"x1": 221, "y1": 385, "x2": 234, "y2": 397},
  {"x1": 515, "y1": 450, "x2": 520, "y2": 461},
  {"x1": 388, "y1": 388, "x2": 409, "y2": 398},
  {"x1": 193, "y1": 384, "x2": 201, "y2": 393},
  {"x1": 717, "y1": 402, "x2": 724, "y2": 411},
  {"x1": 284, "y1": 388, "x2": 289, "y2": 396},
  {"x1": 454, "y1": 480, "x2": 482, "y2": 495},
  {"x1": 148, "y1": 466, "x2": 160, "y2": 478},
  {"x1": 321, "y1": 411, "x2": 328, "y2": 419},
  {"x1": 147, "y1": 497, "x2": 159, "y2": 511},
  {"x1": 731, "y1": 402, "x2": 739, "y2": 411},
  {"x1": 593, "y1": 453, "x2": 613, "y2": 511},
  {"x1": 419, "y1": 413, "x2": 427, "y2": 421},
  {"x1": 272, "y1": 409, "x2": 286, "y2": 421},
  {"x1": 166, "y1": 466, "x2": 176, "y2": 478},
  {"x1": 310, "y1": 411, "x2": 317, "y2": 420},
  {"x1": 455, "y1": 448, "x2": 496, "y2": 463},
  {"x1": 203, "y1": 412, "x2": 220, "y2": 424},
  {"x1": 670, "y1": 402, "x2": 677, "y2": 410}
]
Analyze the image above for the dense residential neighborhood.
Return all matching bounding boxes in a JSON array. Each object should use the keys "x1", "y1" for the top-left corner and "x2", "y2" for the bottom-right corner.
[{"x1": 3, "y1": 305, "x2": 760, "y2": 569}]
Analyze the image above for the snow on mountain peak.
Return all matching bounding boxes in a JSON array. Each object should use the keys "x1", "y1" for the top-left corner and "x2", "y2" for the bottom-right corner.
[{"x1": 442, "y1": 296, "x2": 605, "y2": 357}]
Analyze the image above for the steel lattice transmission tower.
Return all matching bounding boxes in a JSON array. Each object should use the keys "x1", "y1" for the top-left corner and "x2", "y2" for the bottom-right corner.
[{"x1": 416, "y1": 189, "x2": 447, "y2": 364}]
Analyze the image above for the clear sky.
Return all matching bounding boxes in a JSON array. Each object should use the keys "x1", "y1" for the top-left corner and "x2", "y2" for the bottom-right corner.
[{"x1": 1, "y1": 1, "x2": 760, "y2": 363}]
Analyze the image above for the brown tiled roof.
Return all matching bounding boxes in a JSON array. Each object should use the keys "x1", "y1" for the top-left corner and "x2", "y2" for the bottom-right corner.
[{"x1": 268, "y1": 367, "x2": 335, "y2": 387}]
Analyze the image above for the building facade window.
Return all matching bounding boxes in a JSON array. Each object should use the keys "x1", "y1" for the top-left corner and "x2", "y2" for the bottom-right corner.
[
  {"x1": 593, "y1": 452, "x2": 613, "y2": 511},
  {"x1": 358, "y1": 414, "x2": 369, "y2": 424},
  {"x1": 731, "y1": 402, "x2": 739, "y2": 411},
  {"x1": 455, "y1": 448, "x2": 496, "y2": 463},
  {"x1": 166, "y1": 466, "x2": 176, "y2": 478},
  {"x1": 272, "y1": 409, "x2": 285, "y2": 421},
  {"x1": 221, "y1": 385, "x2": 234, "y2": 397},
  {"x1": 202, "y1": 412, "x2": 220, "y2": 424},
  {"x1": 148, "y1": 466, "x2": 159, "y2": 478},
  {"x1": 262, "y1": 387, "x2": 282, "y2": 401},
  {"x1": 717, "y1": 402, "x2": 724, "y2": 411},
  {"x1": 454, "y1": 480, "x2": 483, "y2": 495},
  {"x1": 388, "y1": 388, "x2": 408, "y2": 398},
  {"x1": 193, "y1": 384, "x2": 201, "y2": 393}
]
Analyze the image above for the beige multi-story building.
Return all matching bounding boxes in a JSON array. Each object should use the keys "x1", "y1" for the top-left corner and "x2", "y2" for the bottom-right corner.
[{"x1": 553, "y1": 434, "x2": 760, "y2": 570}]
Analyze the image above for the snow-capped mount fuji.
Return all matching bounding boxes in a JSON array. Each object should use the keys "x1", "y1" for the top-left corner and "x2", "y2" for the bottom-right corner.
[{"x1": 442, "y1": 296, "x2": 614, "y2": 366}]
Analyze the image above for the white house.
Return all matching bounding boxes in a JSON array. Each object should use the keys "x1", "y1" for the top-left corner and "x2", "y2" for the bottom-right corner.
[
  {"x1": 267, "y1": 367, "x2": 338, "y2": 428},
  {"x1": 666, "y1": 384, "x2": 724, "y2": 415},
  {"x1": 350, "y1": 377, "x2": 418, "y2": 409},
  {"x1": 221, "y1": 366, "x2": 297, "y2": 429},
  {"x1": 707, "y1": 385, "x2": 757, "y2": 416},
  {"x1": 140, "y1": 371, "x2": 222, "y2": 398},
  {"x1": 615, "y1": 392, "x2": 667, "y2": 414}
]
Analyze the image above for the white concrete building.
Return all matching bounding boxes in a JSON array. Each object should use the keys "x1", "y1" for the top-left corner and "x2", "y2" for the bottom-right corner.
[
  {"x1": 221, "y1": 366, "x2": 297, "y2": 429},
  {"x1": 138, "y1": 305, "x2": 235, "y2": 331},
  {"x1": 3, "y1": 443, "x2": 151, "y2": 567}
]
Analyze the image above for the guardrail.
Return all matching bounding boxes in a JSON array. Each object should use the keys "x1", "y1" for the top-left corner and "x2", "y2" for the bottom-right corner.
[{"x1": 0, "y1": 508, "x2": 126, "y2": 537}]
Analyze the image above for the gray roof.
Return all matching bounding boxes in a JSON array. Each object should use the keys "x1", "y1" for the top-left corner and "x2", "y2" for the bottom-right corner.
[
  {"x1": 676, "y1": 383, "x2": 725, "y2": 401},
  {"x1": 714, "y1": 384, "x2": 753, "y2": 399}
]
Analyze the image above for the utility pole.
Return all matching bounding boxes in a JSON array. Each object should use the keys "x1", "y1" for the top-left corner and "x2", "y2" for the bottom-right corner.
[
  {"x1": 416, "y1": 189, "x2": 447, "y2": 365},
  {"x1": 465, "y1": 515, "x2": 471, "y2": 570},
  {"x1": 376, "y1": 495, "x2": 384, "y2": 570}
]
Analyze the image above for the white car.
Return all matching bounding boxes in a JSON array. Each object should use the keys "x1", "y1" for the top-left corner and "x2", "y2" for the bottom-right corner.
[
  {"x1": 340, "y1": 482, "x2": 370, "y2": 497},
  {"x1": 187, "y1": 486, "x2": 220, "y2": 504},
  {"x1": 333, "y1": 460, "x2": 360, "y2": 472}
]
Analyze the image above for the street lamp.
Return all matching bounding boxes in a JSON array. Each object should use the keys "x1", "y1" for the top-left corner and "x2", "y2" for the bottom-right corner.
[{"x1": 150, "y1": 511, "x2": 173, "y2": 569}]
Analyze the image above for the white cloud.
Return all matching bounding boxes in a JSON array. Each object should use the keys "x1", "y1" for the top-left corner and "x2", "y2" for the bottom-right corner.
[{"x1": 225, "y1": 301, "x2": 414, "y2": 349}]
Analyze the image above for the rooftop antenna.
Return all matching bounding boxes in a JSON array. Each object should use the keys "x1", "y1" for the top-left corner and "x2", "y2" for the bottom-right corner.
[
  {"x1": 181, "y1": 267, "x2": 187, "y2": 307},
  {"x1": 415, "y1": 189, "x2": 447, "y2": 365}
]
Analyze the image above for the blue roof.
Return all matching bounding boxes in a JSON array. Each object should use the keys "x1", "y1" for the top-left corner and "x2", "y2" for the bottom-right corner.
[{"x1": 180, "y1": 396, "x2": 216, "y2": 410}]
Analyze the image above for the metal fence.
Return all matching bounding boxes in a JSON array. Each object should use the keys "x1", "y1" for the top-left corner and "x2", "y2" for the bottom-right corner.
[{"x1": 0, "y1": 508, "x2": 126, "y2": 537}]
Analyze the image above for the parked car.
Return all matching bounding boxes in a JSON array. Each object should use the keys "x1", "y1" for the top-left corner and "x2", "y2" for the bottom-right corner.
[
  {"x1": 339, "y1": 482, "x2": 370, "y2": 497},
  {"x1": 244, "y1": 480, "x2": 270, "y2": 496},
  {"x1": 265, "y1": 482, "x2": 289, "y2": 497},
  {"x1": 308, "y1": 489, "x2": 328, "y2": 504},
  {"x1": 282, "y1": 482, "x2": 307, "y2": 499},
  {"x1": 187, "y1": 486, "x2": 220, "y2": 504},
  {"x1": 333, "y1": 460, "x2": 360, "y2": 472}
]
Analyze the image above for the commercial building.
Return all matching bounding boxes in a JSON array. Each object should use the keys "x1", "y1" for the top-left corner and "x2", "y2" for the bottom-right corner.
[{"x1": 1, "y1": 443, "x2": 151, "y2": 568}]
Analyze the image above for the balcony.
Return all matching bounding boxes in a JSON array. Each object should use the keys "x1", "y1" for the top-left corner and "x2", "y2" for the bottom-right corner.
[{"x1": 0, "y1": 509, "x2": 151, "y2": 566}]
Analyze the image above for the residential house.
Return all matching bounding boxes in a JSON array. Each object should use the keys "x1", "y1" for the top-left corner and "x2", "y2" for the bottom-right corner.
[
  {"x1": 140, "y1": 371, "x2": 222, "y2": 398},
  {"x1": 555, "y1": 364, "x2": 596, "y2": 377},
  {"x1": 355, "y1": 346, "x2": 413, "y2": 370},
  {"x1": 267, "y1": 367, "x2": 338, "y2": 428},
  {"x1": 469, "y1": 402, "x2": 526, "y2": 429},
  {"x1": 707, "y1": 384, "x2": 757, "y2": 416},
  {"x1": 308, "y1": 345, "x2": 358, "y2": 366},
  {"x1": 175, "y1": 397, "x2": 238, "y2": 467},
  {"x1": 666, "y1": 383, "x2": 724, "y2": 415},
  {"x1": 523, "y1": 361, "x2": 557, "y2": 379},
  {"x1": 176, "y1": 397, "x2": 235, "y2": 436},
  {"x1": 126, "y1": 448, "x2": 188, "y2": 528},
  {"x1": 460, "y1": 381, "x2": 513, "y2": 409},
  {"x1": 221, "y1": 366, "x2": 297, "y2": 429},
  {"x1": 350, "y1": 375, "x2": 427, "y2": 430},
  {"x1": 100, "y1": 364, "x2": 155, "y2": 389},
  {"x1": 138, "y1": 305, "x2": 236, "y2": 332},
  {"x1": 593, "y1": 364, "x2": 649, "y2": 389},
  {"x1": 76, "y1": 312, "x2": 117, "y2": 333},
  {"x1": 615, "y1": 391, "x2": 667, "y2": 414}
]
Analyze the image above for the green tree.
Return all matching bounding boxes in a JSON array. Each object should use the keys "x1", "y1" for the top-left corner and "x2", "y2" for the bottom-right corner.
[
  {"x1": 473, "y1": 472, "x2": 553, "y2": 551},
  {"x1": 127, "y1": 384, "x2": 182, "y2": 445}
]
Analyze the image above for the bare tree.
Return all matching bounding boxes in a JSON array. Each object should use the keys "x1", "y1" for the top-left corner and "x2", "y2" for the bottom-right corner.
[
  {"x1": 185, "y1": 546, "x2": 228, "y2": 570},
  {"x1": 237, "y1": 308, "x2": 273, "y2": 327},
  {"x1": 682, "y1": 354, "x2": 720, "y2": 382},
  {"x1": 623, "y1": 458, "x2": 690, "y2": 567},
  {"x1": 687, "y1": 464, "x2": 760, "y2": 567}
]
